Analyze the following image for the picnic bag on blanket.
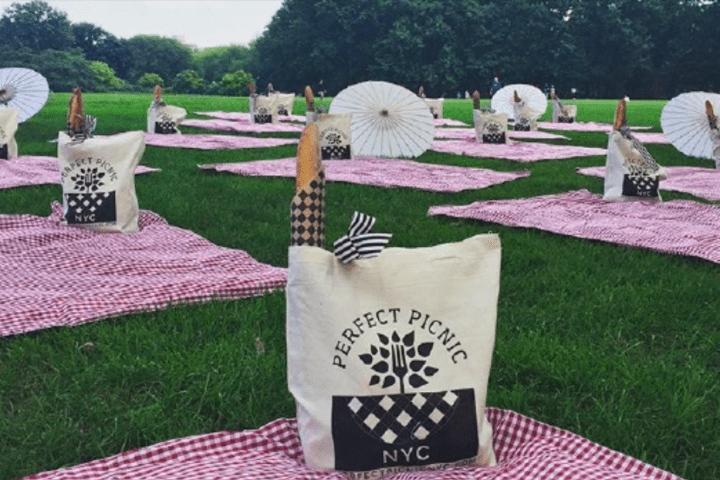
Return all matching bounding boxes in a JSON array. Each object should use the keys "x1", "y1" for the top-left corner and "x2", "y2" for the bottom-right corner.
[
  {"x1": 425, "y1": 98, "x2": 444, "y2": 119},
  {"x1": 273, "y1": 93, "x2": 296, "y2": 116},
  {"x1": 252, "y1": 95, "x2": 280, "y2": 124},
  {"x1": 604, "y1": 128, "x2": 666, "y2": 201},
  {"x1": 287, "y1": 234, "x2": 500, "y2": 477},
  {"x1": 147, "y1": 104, "x2": 186, "y2": 134},
  {"x1": 58, "y1": 130, "x2": 145, "y2": 233},
  {"x1": 513, "y1": 106, "x2": 540, "y2": 131},
  {"x1": 317, "y1": 113, "x2": 352, "y2": 160},
  {"x1": 476, "y1": 112, "x2": 508, "y2": 144},
  {"x1": 0, "y1": 107, "x2": 19, "y2": 159}
]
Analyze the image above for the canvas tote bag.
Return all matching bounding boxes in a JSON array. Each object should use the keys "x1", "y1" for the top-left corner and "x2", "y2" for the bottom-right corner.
[
  {"x1": 424, "y1": 99, "x2": 443, "y2": 119},
  {"x1": 287, "y1": 234, "x2": 500, "y2": 477},
  {"x1": 147, "y1": 104, "x2": 186, "y2": 134},
  {"x1": 0, "y1": 108, "x2": 19, "y2": 159},
  {"x1": 604, "y1": 129, "x2": 666, "y2": 201},
  {"x1": 476, "y1": 112, "x2": 508, "y2": 144},
  {"x1": 274, "y1": 93, "x2": 296, "y2": 116},
  {"x1": 252, "y1": 95, "x2": 280, "y2": 124},
  {"x1": 316, "y1": 113, "x2": 352, "y2": 160},
  {"x1": 58, "y1": 131, "x2": 145, "y2": 233}
]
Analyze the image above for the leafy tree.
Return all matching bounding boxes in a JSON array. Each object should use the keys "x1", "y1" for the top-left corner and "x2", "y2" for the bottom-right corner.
[
  {"x1": 88, "y1": 61, "x2": 123, "y2": 91},
  {"x1": 0, "y1": 48, "x2": 95, "y2": 92},
  {"x1": 72, "y1": 22, "x2": 131, "y2": 80},
  {"x1": 220, "y1": 70, "x2": 254, "y2": 96},
  {"x1": 0, "y1": 0, "x2": 74, "y2": 51},
  {"x1": 172, "y1": 69, "x2": 204, "y2": 94},
  {"x1": 194, "y1": 45, "x2": 254, "y2": 83},
  {"x1": 125, "y1": 35, "x2": 193, "y2": 84},
  {"x1": 137, "y1": 73, "x2": 164, "y2": 88}
]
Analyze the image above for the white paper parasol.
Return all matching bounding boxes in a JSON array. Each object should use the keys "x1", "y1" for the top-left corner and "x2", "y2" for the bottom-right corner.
[
  {"x1": 491, "y1": 84, "x2": 547, "y2": 121},
  {"x1": 0, "y1": 68, "x2": 50, "y2": 123},
  {"x1": 329, "y1": 81, "x2": 434, "y2": 158},
  {"x1": 661, "y1": 91, "x2": 720, "y2": 159}
]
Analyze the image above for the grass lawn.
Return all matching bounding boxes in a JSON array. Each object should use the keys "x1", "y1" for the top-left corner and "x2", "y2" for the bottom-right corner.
[{"x1": 0, "y1": 93, "x2": 718, "y2": 479}]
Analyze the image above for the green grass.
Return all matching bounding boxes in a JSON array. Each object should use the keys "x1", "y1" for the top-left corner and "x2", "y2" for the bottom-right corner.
[{"x1": 1, "y1": 93, "x2": 718, "y2": 479}]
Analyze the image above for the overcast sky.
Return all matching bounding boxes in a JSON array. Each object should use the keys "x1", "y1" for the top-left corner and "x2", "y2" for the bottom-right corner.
[{"x1": 0, "y1": 0, "x2": 285, "y2": 49}]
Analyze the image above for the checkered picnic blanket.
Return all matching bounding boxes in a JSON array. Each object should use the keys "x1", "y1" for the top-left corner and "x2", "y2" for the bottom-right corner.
[
  {"x1": 199, "y1": 157, "x2": 530, "y2": 193},
  {"x1": 0, "y1": 203, "x2": 287, "y2": 337},
  {"x1": 0, "y1": 156, "x2": 158, "y2": 190},
  {"x1": 430, "y1": 140, "x2": 606, "y2": 162},
  {"x1": 428, "y1": 189, "x2": 720, "y2": 265},
  {"x1": 145, "y1": 133, "x2": 297, "y2": 150},
  {"x1": 23, "y1": 408, "x2": 683, "y2": 479},
  {"x1": 435, "y1": 128, "x2": 570, "y2": 141},
  {"x1": 182, "y1": 118, "x2": 305, "y2": 134}
]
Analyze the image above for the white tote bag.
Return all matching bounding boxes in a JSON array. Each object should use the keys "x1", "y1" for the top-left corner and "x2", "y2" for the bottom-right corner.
[
  {"x1": 147, "y1": 104, "x2": 187, "y2": 134},
  {"x1": 274, "y1": 93, "x2": 296, "y2": 116},
  {"x1": 0, "y1": 108, "x2": 19, "y2": 159},
  {"x1": 252, "y1": 95, "x2": 280, "y2": 124},
  {"x1": 58, "y1": 131, "x2": 145, "y2": 233},
  {"x1": 287, "y1": 234, "x2": 500, "y2": 477},
  {"x1": 424, "y1": 99, "x2": 443, "y2": 119},
  {"x1": 475, "y1": 112, "x2": 508, "y2": 144},
  {"x1": 316, "y1": 113, "x2": 352, "y2": 160}
]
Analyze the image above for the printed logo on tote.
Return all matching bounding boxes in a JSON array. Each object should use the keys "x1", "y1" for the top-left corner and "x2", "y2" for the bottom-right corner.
[
  {"x1": 61, "y1": 156, "x2": 119, "y2": 225},
  {"x1": 331, "y1": 308, "x2": 478, "y2": 474},
  {"x1": 154, "y1": 112, "x2": 177, "y2": 134},
  {"x1": 254, "y1": 106, "x2": 272, "y2": 124},
  {"x1": 320, "y1": 127, "x2": 351, "y2": 160}
]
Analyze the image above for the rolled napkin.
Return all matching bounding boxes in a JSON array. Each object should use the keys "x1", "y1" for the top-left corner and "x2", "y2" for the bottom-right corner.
[
  {"x1": 305, "y1": 85, "x2": 316, "y2": 125},
  {"x1": 291, "y1": 123, "x2": 325, "y2": 247},
  {"x1": 66, "y1": 88, "x2": 96, "y2": 142},
  {"x1": 707, "y1": 100, "x2": 720, "y2": 169}
]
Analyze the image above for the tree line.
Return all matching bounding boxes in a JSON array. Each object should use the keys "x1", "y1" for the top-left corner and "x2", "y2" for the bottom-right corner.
[
  {"x1": 0, "y1": 0, "x2": 255, "y2": 95},
  {"x1": 1, "y1": 0, "x2": 718, "y2": 99}
]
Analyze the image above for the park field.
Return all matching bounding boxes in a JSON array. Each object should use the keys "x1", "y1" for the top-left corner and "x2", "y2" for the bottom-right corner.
[{"x1": 0, "y1": 94, "x2": 717, "y2": 479}]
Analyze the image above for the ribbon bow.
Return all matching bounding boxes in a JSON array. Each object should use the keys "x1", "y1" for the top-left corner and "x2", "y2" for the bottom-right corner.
[{"x1": 333, "y1": 212, "x2": 392, "y2": 264}]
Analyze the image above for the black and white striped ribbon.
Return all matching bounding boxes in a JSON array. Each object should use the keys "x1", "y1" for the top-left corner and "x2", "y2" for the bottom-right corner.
[{"x1": 333, "y1": 212, "x2": 392, "y2": 264}]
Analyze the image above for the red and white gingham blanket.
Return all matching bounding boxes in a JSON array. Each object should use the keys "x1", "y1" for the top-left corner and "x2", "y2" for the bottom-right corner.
[
  {"x1": 538, "y1": 122, "x2": 653, "y2": 132},
  {"x1": 577, "y1": 166, "x2": 720, "y2": 201},
  {"x1": 182, "y1": 118, "x2": 306, "y2": 134},
  {"x1": 435, "y1": 128, "x2": 570, "y2": 141},
  {"x1": 200, "y1": 157, "x2": 529, "y2": 193},
  {"x1": 23, "y1": 408, "x2": 682, "y2": 479},
  {"x1": 430, "y1": 140, "x2": 606, "y2": 162},
  {"x1": 0, "y1": 203, "x2": 287, "y2": 337},
  {"x1": 145, "y1": 133, "x2": 297, "y2": 150},
  {"x1": 428, "y1": 189, "x2": 720, "y2": 264},
  {"x1": 196, "y1": 111, "x2": 306, "y2": 123},
  {"x1": 0, "y1": 156, "x2": 158, "y2": 190}
]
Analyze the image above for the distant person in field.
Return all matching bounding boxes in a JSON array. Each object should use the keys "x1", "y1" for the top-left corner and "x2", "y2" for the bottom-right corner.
[{"x1": 489, "y1": 76, "x2": 502, "y2": 97}]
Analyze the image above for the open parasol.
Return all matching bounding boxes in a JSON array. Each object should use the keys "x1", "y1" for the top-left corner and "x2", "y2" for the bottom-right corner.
[
  {"x1": 491, "y1": 84, "x2": 547, "y2": 121},
  {"x1": 329, "y1": 80, "x2": 434, "y2": 158},
  {"x1": 0, "y1": 67, "x2": 50, "y2": 123},
  {"x1": 661, "y1": 91, "x2": 720, "y2": 159}
]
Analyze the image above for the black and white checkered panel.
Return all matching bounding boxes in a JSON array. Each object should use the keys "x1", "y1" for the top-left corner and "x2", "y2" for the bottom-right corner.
[
  {"x1": 154, "y1": 121, "x2": 177, "y2": 134},
  {"x1": 482, "y1": 133, "x2": 506, "y2": 144},
  {"x1": 0, "y1": 143, "x2": 7, "y2": 160},
  {"x1": 622, "y1": 173, "x2": 659, "y2": 198},
  {"x1": 346, "y1": 391, "x2": 460, "y2": 445},
  {"x1": 64, "y1": 192, "x2": 117, "y2": 224},
  {"x1": 558, "y1": 116, "x2": 575, "y2": 123},
  {"x1": 321, "y1": 145, "x2": 351, "y2": 160},
  {"x1": 254, "y1": 113, "x2": 273, "y2": 124},
  {"x1": 290, "y1": 169, "x2": 325, "y2": 247}
]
